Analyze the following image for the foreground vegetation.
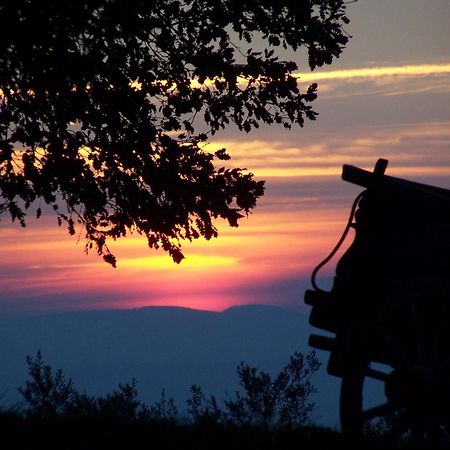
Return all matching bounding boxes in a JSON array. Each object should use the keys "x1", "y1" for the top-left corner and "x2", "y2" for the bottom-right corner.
[
  {"x1": 0, "y1": 408, "x2": 420, "y2": 450},
  {"x1": 0, "y1": 412, "x2": 372, "y2": 450},
  {"x1": 0, "y1": 351, "x2": 443, "y2": 449}
]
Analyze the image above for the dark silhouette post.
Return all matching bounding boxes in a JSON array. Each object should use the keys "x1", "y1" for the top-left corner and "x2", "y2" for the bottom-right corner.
[{"x1": 305, "y1": 159, "x2": 450, "y2": 442}]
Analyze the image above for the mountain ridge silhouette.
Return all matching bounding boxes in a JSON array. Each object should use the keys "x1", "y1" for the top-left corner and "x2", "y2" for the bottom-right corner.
[{"x1": 0, "y1": 303, "x2": 341, "y2": 427}]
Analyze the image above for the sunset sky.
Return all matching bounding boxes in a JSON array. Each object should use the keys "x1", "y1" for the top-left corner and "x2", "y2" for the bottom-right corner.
[{"x1": 1, "y1": 0, "x2": 449, "y2": 317}]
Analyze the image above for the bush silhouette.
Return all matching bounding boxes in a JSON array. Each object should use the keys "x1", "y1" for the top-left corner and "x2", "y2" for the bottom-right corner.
[
  {"x1": 226, "y1": 351, "x2": 321, "y2": 427},
  {"x1": 187, "y1": 351, "x2": 321, "y2": 428},
  {"x1": 18, "y1": 350, "x2": 320, "y2": 429},
  {"x1": 187, "y1": 384, "x2": 225, "y2": 425},
  {"x1": 18, "y1": 351, "x2": 75, "y2": 419},
  {"x1": 18, "y1": 352, "x2": 178, "y2": 424}
]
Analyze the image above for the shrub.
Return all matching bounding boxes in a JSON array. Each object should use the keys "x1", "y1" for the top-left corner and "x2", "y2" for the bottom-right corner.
[
  {"x1": 187, "y1": 351, "x2": 321, "y2": 428},
  {"x1": 18, "y1": 351, "x2": 75, "y2": 419},
  {"x1": 225, "y1": 351, "x2": 321, "y2": 428}
]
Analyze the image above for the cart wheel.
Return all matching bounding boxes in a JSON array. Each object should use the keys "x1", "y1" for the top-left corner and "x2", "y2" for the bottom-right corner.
[{"x1": 339, "y1": 296, "x2": 450, "y2": 445}]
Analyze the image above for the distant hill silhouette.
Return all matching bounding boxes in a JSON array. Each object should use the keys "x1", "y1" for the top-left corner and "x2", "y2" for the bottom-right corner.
[{"x1": 0, "y1": 304, "x2": 341, "y2": 427}]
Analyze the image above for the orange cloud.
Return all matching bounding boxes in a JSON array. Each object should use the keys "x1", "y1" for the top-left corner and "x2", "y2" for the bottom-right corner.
[{"x1": 203, "y1": 121, "x2": 450, "y2": 180}]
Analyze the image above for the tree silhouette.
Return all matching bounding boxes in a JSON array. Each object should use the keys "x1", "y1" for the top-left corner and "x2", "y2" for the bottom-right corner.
[{"x1": 0, "y1": 1, "x2": 350, "y2": 265}]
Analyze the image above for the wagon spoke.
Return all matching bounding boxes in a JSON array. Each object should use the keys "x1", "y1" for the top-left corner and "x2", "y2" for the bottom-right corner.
[
  {"x1": 362, "y1": 402, "x2": 394, "y2": 421},
  {"x1": 432, "y1": 301, "x2": 449, "y2": 366},
  {"x1": 366, "y1": 366, "x2": 389, "y2": 382},
  {"x1": 411, "y1": 300, "x2": 428, "y2": 366}
]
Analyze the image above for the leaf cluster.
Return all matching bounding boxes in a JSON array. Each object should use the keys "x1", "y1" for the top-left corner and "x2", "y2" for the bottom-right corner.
[{"x1": 0, "y1": 0, "x2": 350, "y2": 264}]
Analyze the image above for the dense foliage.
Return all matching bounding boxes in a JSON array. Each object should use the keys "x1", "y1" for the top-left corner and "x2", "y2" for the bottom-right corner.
[{"x1": 0, "y1": 0, "x2": 350, "y2": 264}]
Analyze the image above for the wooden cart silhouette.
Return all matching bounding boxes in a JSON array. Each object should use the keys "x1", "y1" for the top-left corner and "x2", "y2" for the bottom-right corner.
[{"x1": 305, "y1": 159, "x2": 450, "y2": 441}]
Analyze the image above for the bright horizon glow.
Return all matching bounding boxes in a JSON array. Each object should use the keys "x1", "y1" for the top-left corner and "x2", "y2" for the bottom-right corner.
[{"x1": 119, "y1": 254, "x2": 239, "y2": 271}]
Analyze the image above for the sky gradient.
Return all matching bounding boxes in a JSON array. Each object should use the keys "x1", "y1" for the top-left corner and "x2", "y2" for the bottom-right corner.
[{"x1": 1, "y1": 0, "x2": 450, "y2": 316}]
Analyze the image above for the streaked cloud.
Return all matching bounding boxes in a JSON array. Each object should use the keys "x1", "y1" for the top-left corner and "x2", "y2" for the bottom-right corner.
[
  {"x1": 297, "y1": 63, "x2": 450, "y2": 82},
  {"x1": 204, "y1": 121, "x2": 450, "y2": 180},
  {"x1": 296, "y1": 63, "x2": 450, "y2": 98}
]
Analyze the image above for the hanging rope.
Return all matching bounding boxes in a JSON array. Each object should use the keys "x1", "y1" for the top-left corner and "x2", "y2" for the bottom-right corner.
[{"x1": 311, "y1": 191, "x2": 365, "y2": 292}]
